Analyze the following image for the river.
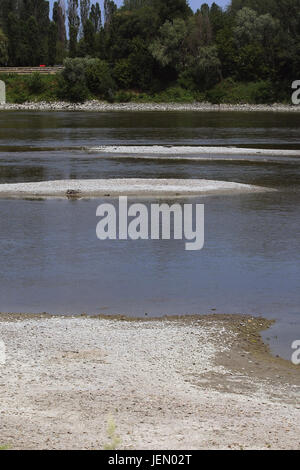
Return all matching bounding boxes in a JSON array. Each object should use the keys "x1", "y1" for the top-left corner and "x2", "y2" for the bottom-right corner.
[{"x1": 0, "y1": 110, "x2": 299, "y2": 359}]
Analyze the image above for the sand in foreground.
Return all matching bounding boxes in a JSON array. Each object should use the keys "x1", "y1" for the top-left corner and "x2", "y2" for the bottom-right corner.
[{"x1": 0, "y1": 314, "x2": 299, "y2": 450}]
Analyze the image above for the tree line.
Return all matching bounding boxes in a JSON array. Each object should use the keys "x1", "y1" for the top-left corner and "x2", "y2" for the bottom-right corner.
[{"x1": 0, "y1": 0, "x2": 299, "y2": 103}]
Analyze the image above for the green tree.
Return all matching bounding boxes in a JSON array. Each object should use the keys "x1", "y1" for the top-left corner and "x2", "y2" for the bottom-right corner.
[
  {"x1": 80, "y1": 0, "x2": 91, "y2": 28},
  {"x1": 53, "y1": 0, "x2": 66, "y2": 63},
  {"x1": 25, "y1": 16, "x2": 40, "y2": 65},
  {"x1": 186, "y1": 9, "x2": 213, "y2": 55},
  {"x1": 104, "y1": 0, "x2": 117, "y2": 28},
  {"x1": 48, "y1": 21, "x2": 58, "y2": 65},
  {"x1": 127, "y1": 37, "x2": 156, "y2": 89},
  {"x1": 82, "y1": 18, "x2": 96, "y2": 56},
  {"x1": 152, "y1": 0, "x2": 192, "y2": 23},
  {"x1": 0, "y1": 28, "x2": 8, "y2": 65},
  {"x1": 113, "y1": 58, "x2": 133, "y2": 88},
  {"x1": 179, "y1": 44, "x2": 221, "y2": 91},
  {"x1": 149, "y1": 19, "x2": 188, "y2": 70},
  {"x1": 233, "y1": 7, "x2": 280, "y2": 79},
  {"x1": 68, "y1": 0, "x2": 80, "y2": 57},
  {"x1": 193, "y1": 45, "x2": 221, "y2": 89},
  {"x1": 6, "y1": 11, "x2": 20, "y2": 65},
  {"x1": 215, "y1": 25, "x2": 236, "y2": 78},
  {"x1": 90, "y1": 2, "x2": 102, "y2": 32},
  {"x1": 59, "y1": 57, "x2": 89, "y2": 101},
  {"x1": 234, "y1": 7, "x2": 259, "y2": 47},
  {"x1": 209, "y1": 2, "x2": 226, "y2": 34},
  {"x1": 20, "y1": 0, "x2": 50, "y2": 65}
]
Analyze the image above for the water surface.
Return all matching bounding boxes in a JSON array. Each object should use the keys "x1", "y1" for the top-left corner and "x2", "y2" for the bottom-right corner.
[{"x1": 0, "y1": 111, "x2": 299, "y2": 360}]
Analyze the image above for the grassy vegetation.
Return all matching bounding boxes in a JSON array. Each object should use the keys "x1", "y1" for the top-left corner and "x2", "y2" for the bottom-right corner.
[
  {"x1": 0, "y1": 72, "x2": 288, "y2": 105},
  {"x1": 0, "y1": 73, "x2": 60, "y2": 104},
  {"x1": 103, "y1": 416, "x2": 122, "y2": 451},
  {"x1": 206, "y1": 78, "x2": 279, "y2": 105},
  {"x1": 123, "y1": 86, "x2": 205, "y2": 104}
]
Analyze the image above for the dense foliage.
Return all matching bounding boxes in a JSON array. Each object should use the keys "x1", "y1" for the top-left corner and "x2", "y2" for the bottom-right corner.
[{"x1": 0, "y1": 0, "x2": 299, "y2": 103}]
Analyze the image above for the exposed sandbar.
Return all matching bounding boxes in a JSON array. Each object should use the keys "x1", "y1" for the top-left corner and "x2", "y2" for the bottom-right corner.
[
  {"x1": 91, "y1": 145, "x2": 300, "y2": 157},
  {"x1": 0, "y1": 178, "x2": 274, "y2": 199}
]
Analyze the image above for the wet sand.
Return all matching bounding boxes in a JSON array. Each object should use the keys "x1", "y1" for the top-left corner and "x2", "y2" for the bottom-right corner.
[{"x1": 0, "y1": 313, "x2": 299, "y2": 450}]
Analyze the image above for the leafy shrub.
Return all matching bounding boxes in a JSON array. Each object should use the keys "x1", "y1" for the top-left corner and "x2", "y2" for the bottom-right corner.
[
  {"x1": 193, "y1": 91, "x2": 207, "y2": 103},
  {"x1": 113, "y1": 90, "x2": 133, "y2": 102},
  {"x1": 206, "y1": 79, "x2": 275, "y2": 104},
  {"x1": 127, "y1": 39, "x2": 155, "y2": 90},
  {"x1": 58, "y1": 58, "x2": 116, "y2": 102},
  {"x1": 206, "y1": 84, "x2": 227, "y2": 104},
  {"x1": 131, "y1": 92, "x2": 152, "y2": 103},
  {"x1": 113, "y1": 59, "x2": 133, "y2": 89},
  {"x1": 178, "y1": 69, "x2": 197, "y2": 91},
  {"x1": 153, "y1": 86, "x2": 195, "y2": 103},
  {"x1": 252, "y1": 80, "x2": 275, "y2": 104},
  {"x1": 129, "y1": 86, "x2": 198, "y2": 103},
  {"x1": 85, "y1": 59, "x2": 116, "y2": 99},
  {"x1": 58, "y1": 58, "x2": 89, "y2": 103}
]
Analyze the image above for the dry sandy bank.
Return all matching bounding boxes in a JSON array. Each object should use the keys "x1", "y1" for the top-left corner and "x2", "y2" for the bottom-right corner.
[{"x1": 0, "y1": 314, "x2": 299, "y2": 450}]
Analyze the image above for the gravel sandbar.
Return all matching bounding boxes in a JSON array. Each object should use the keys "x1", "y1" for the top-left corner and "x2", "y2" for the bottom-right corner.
[
  {"x1": 91, "y1": 145, "x2": 300, "y2": 156},
  {"x1": 0, "y1": 178, "x2": 273, "y2": 199},
  {"x1": 0, "y1": 314, "x2": 299, "y2": 450}
]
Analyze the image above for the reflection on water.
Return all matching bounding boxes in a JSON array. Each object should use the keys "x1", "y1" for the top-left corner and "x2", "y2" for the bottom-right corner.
[
  {"x1": 1, "y1": 111, "x2": 300, "y2": 149},
  {"x1": 0, "y1": 112, "x2": 300, "y2": 190},
  {"x1": 0, "y1": 111, "x2": 299, "y2": 360}
]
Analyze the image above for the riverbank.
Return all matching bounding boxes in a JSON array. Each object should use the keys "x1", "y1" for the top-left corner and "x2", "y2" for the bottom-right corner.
[
  {"x1": 0, "y1": 101, "x2": 300, "y2": 113},
  {"x1": 0, "y1": 313, "x2": 299, "y2": 450}
]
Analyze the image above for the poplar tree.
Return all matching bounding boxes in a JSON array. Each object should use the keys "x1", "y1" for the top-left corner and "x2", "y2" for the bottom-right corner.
[
  {"x1": 90, "y1": 2, "x2": 102, "y2": 32},
  {"x1": 68, "y1": 0, "x2": 80, "y2": 57},
  {"x1": 0, "y1": 28, "x2": 8, "y2": 65}
]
